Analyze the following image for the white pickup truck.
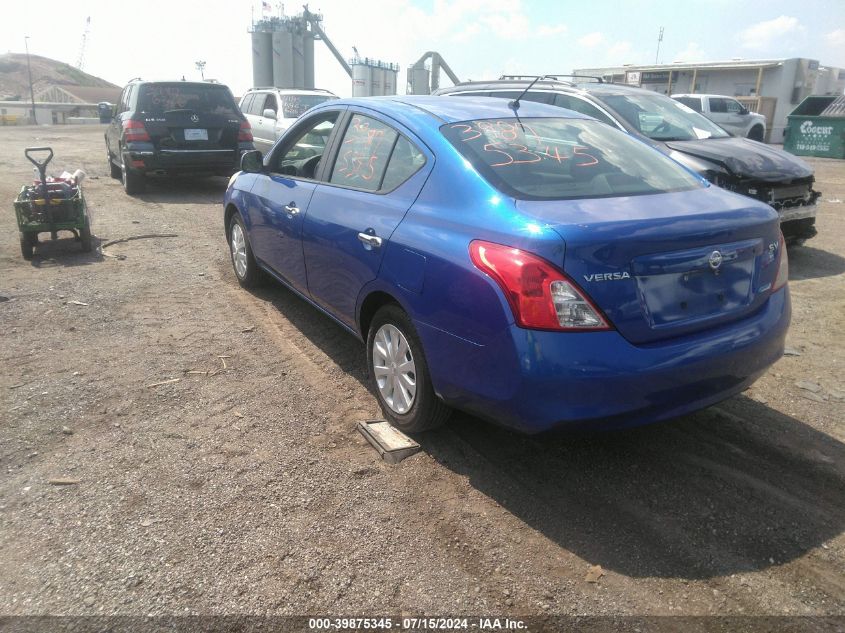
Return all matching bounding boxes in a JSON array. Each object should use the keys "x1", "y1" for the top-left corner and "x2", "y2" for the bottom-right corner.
[{"x1": 672, "y1": 94, "x2": 767, "y2": 141}]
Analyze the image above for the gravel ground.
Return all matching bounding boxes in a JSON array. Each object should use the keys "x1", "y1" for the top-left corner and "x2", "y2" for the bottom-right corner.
[{"x1": 0, "y1": 126, "x2": 843, "y2": 629}]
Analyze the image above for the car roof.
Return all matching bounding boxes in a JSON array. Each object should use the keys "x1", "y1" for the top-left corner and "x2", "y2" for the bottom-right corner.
[
  {"x1": 322, "y1": 95, "x2": 591, "y2": 128},
  {"x1": 437, "y1": 79, "x2": 663, "y2": 98}
]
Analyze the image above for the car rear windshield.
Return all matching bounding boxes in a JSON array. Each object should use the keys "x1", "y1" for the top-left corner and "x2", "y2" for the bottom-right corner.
[
  {"x1": 281, "y1": 95, "x2": 337, "y2": 118},
  {"x1": 598, "y1": 92, "x2": 730, "y2": 141},
  {"x1": 138, "y1": 84, "x2": 239, "y2": 117},
  {"x1": 441, "y1": 117, "x2": 703, "y2": 201}
]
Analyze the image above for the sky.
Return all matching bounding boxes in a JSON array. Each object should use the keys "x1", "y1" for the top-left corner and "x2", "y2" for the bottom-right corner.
[{"x1": 3, "y1": 0, "x2": 844, "y2": 98}]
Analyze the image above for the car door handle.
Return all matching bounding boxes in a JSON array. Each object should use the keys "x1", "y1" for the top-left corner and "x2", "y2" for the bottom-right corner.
[
  {"x1": 357, "y1": 232, "x2": 383, "y2": 249},
  {"x1": 284, "y1": 203, "x2": 300, "y2": 217}
]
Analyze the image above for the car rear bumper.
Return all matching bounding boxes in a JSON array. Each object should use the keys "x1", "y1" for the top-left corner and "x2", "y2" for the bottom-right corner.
[
  {"x1": 418, "y1": 287, "x2": 790, "y2": 434},
  {"x1": 124, "y1": 144, "x2": 252, "y2": 175}
]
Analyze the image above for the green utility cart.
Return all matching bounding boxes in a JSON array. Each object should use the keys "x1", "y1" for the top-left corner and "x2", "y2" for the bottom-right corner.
[
  {"x1": 14, "y1": 147, "x2": 92, "y2": 260},
  {"x1": 784, "y1": 95, "x2": 845, "y2": 159}
]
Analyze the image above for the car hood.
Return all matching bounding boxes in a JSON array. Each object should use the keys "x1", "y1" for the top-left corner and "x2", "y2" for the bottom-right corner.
[{"x1": 665, "y1": 137, "x2": 813, "y2": 181}]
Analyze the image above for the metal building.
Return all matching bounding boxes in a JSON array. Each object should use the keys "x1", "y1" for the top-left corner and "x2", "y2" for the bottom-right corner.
[{"x1": 574, "y1": 58, "x2": 845, "y2": 142}]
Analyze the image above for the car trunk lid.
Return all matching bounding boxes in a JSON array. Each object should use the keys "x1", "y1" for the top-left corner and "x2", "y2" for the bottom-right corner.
[{"x1": 515, "y1": 186, "x2": 783, "y2": 344}]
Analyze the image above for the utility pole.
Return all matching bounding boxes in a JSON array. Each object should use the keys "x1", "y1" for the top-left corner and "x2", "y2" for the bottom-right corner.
[
  {"x1": 195, "y1": 60, "x2": 206, "y2": 80},
  {"x1": 24, "y1": 36, "x2": 36, "y2": 124},
  {"x1": 655, "y1": 26, "x2": 664, "y2": 65}
]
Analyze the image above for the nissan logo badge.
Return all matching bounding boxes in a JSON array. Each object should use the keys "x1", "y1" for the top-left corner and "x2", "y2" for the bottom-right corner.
[{"x1": 708, "y1": 250, "x2": 723, "y2": 271}]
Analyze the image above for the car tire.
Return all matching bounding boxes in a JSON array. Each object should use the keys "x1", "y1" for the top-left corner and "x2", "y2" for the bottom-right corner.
[
  {"x1": 748, "y1": 125, "x2": 765, "y2": 142},
  {"x1": 121, "y1": 158, "x2": 145, "y2": 195},
  {"x1": 228, "y1": 214, "x2": 262, "y2": 288},
  {"x1": 20, "y1": 233, "x2": 35, "y2": 260},
  {"x1": 80, "y1": 217, "x2": 92, "y2": 253},
  {"x1": 366, "y1": 304, "x2": 451, "y2": 433},
  {"x1": 108, "y1": 152, "x2": 121, "y2": 179}
]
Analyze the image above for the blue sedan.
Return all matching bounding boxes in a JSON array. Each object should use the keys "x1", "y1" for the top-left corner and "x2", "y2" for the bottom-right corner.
[{"x1": 223, "y1": 96, "x2": 790, "y2": 434}]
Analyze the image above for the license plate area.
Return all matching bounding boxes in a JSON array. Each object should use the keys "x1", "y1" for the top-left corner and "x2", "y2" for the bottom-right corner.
[
  {"x1": 184, "y1": 128, "x2": 208, "y2": 141},
  {"x1": 633, "y1": 239, "x2": 762, "y2": 329}
]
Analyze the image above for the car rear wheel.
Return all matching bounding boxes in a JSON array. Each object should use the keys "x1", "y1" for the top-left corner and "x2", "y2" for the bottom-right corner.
[
  {"x1": 108, "y1": 152, "x2": 121, "y2": 179},
  {"x1": 121, "y1": 159, "x2": 145, "y2": 195},
  {"x1": 228, "y1": 214, "x2": 261, "y2": 287},
  {"x1": 748, "y1": 125, "x2": 765, "y2": 142},
  {"x1": 366, "y1": 304, "x2": 451, "y2": 433}
]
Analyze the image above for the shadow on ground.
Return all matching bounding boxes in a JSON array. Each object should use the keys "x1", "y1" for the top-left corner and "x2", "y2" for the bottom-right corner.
[
  {"x1": 132, "y1": 175, "x2": 230, "y2": 205},
  {"x1": 27, "y1": 235, "x2": 103, "y2": 268},
  {"x1": 248, "y1": 274, "x2": 845, "y2": 581},
  {"x1": 788, "y1": 244, "x2": 845, "y2": 280}
]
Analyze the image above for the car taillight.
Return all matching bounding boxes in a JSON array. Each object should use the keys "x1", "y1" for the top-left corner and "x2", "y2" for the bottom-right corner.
[
  {"x1": 123, "y1": 119, "x2": 150, "y2": 142},
  {"x1": 469, "y1": 240, "x2": 611, "y2": 331},
  {"x1": 772, "y1": 232, "x2": 788, "y2": 292},
  {"x1": 238, "y1": 120, "x2": 253, "y2": 142}
]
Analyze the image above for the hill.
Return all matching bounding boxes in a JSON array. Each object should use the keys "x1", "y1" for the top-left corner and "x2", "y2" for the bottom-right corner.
[{"x1": 0, "y1": 53, "x2": 118, "y2": 101}]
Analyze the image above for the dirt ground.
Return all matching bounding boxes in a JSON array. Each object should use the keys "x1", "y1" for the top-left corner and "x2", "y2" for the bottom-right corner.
[{"x1": 1, "y1": 126, "x2": 843, "y2": 629}]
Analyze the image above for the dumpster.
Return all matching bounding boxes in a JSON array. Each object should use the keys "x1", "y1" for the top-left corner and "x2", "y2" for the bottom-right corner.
[
  {"x1": 97, "y1": 102, "x2": 114, "y2": 124},
  {"x1": 784, "y1": 95, "x2": 845, "y2": 159}
]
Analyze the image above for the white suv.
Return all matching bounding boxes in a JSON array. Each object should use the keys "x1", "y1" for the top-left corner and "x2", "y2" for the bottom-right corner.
[
  {"x1": 239, "y1": 88, "x2": 338, "y2": 148},
  {"x1": 672, "y1": 94, "x2": 767, "y2": 141}
]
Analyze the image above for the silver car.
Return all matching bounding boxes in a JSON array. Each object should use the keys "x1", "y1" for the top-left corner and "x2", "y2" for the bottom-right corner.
[
  {"x1": 238, "y1": 88, "x2": 338, "y2": 149},
  {"x1": 672, "y1": 94, "x2": 767, "y2": 141}
]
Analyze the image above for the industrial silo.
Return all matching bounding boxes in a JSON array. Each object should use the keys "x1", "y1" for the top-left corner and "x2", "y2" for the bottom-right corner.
[
  {"x1": 352, "y1": 63, "x2": 371, "y2": 97},
  {"x1": 251, "y1": 31, "x2": 273, "y2": 88},
  {"x1": 272, "y1": 30, "x2": 294, "y2": 88},
  {"x1": 371, "y1": 66, "x2": 384, "y2": 96},
  {"x1": 292, "y1": 29, "x2": 305, "y2": 88},
  {"x1": 303, "y1": 31, "x2": 315, "y2": 89},
  {"x1": 383, "y1": 68, "x2": 397, "y2": 95}
]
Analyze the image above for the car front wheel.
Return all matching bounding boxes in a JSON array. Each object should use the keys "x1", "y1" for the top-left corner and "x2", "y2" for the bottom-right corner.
[{"x1": 366, "y1": 304, "x2": 451, "y2": 433}]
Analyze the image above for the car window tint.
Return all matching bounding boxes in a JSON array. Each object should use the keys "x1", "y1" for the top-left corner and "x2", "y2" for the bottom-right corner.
[
  {"x1": 442, "y1": 117, "x2": 702, "y2": 201},
  {"x1": 264, "y1": 94, "x2": 278, "y2": 114},
  {"x1": 270, "y1": 112, "x2": 339, "y2": 179},
  {"x1": 330, "y1": 114, "x2": 398, "y2": 192},
  {"x1": 137, "y1": 84, "x2": 239, "y2": 117},
  {"x1": 281, "y1": 95, "x2": 337, "y2": 118},
  {"x1": 674, "y1": 97, "x2": 702, "y2": 112},
  {"x1": 709, "y1": 98, "x2": 728, "y2": 113},
  {"x1": 488, "y1": 90, "x2": 555, "y2": 105},
  {"x1": 249, "y1": 94, "x2": 266, "y2": 115},
  {"x1": 381, "y1": 137, "x2": 426, "y2": 191},
  {"x1": 726, "y1": 99, "x2": 743, "y2": 114},
  {"x1": 553, "y1": 94, "x2": 616, "y2": 125},
  {"x1": 240, "y1": 93, "x2": 255, "y2": 114}
]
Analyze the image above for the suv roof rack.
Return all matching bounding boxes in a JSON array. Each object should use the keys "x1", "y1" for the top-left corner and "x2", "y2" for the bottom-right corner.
[
  {"x1": 247, "y1": 87, "x2": 337, "y2": 94},
  {"x1": 498, "y1": 74, "x2": 603, "y2": 84}
]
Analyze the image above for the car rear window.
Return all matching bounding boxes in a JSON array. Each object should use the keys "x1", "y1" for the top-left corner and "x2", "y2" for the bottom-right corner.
[
  {"x1": 674, "y1": 96, "x2": 702, "y2": 112},
  {"x1": 281, "y1": 95, "x2": 337, "y2": 118},
  {"x1": 138, "y1": 84, "x2": 239, "y2": 117},
  {"x1": 441, "y1": 117, "x2": 703, "y2": 201}
]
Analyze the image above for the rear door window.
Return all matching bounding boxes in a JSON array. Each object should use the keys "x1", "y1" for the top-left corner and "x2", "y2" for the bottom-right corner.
[
  {"x1": 330, "y1": 114, "x2": 398, "y2": 192},
  {"x1": 281, "y1": 95, "x2": 338, "y2": 118},
  {"x1": 380, "y1": 137, "x2": 426, "y2": 191},
  {"x1": 674, "y1": 96, "x2": 702, "y2": 112},
  {"x1": 240, "y1": 93, "x2": 255, "y2": 114},
  {"x1": 249, "y1": 94, "x2": 267, "y2": 115}
]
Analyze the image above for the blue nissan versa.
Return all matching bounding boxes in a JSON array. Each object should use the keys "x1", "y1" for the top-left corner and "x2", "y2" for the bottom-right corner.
[{"x1": 223, "y1": 96, "x2": 790, "y2": 434}]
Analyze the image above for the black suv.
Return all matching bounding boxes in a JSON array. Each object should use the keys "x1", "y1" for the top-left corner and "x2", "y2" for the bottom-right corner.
[
  {"x1": 105, "y1": 79, "x2": 255, "y2": 194},
  {"x1": 435, "y1": 77, "x2": 821, "y2": 244}
]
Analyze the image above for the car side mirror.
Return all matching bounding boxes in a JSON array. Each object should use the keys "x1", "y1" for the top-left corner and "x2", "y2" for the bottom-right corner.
[
  {"x1": 262, "y1": 108, "x2": 277, "y2": 120},
  {"x1": 240, "y1": 150, "x2": 264, "y2": 174}
]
